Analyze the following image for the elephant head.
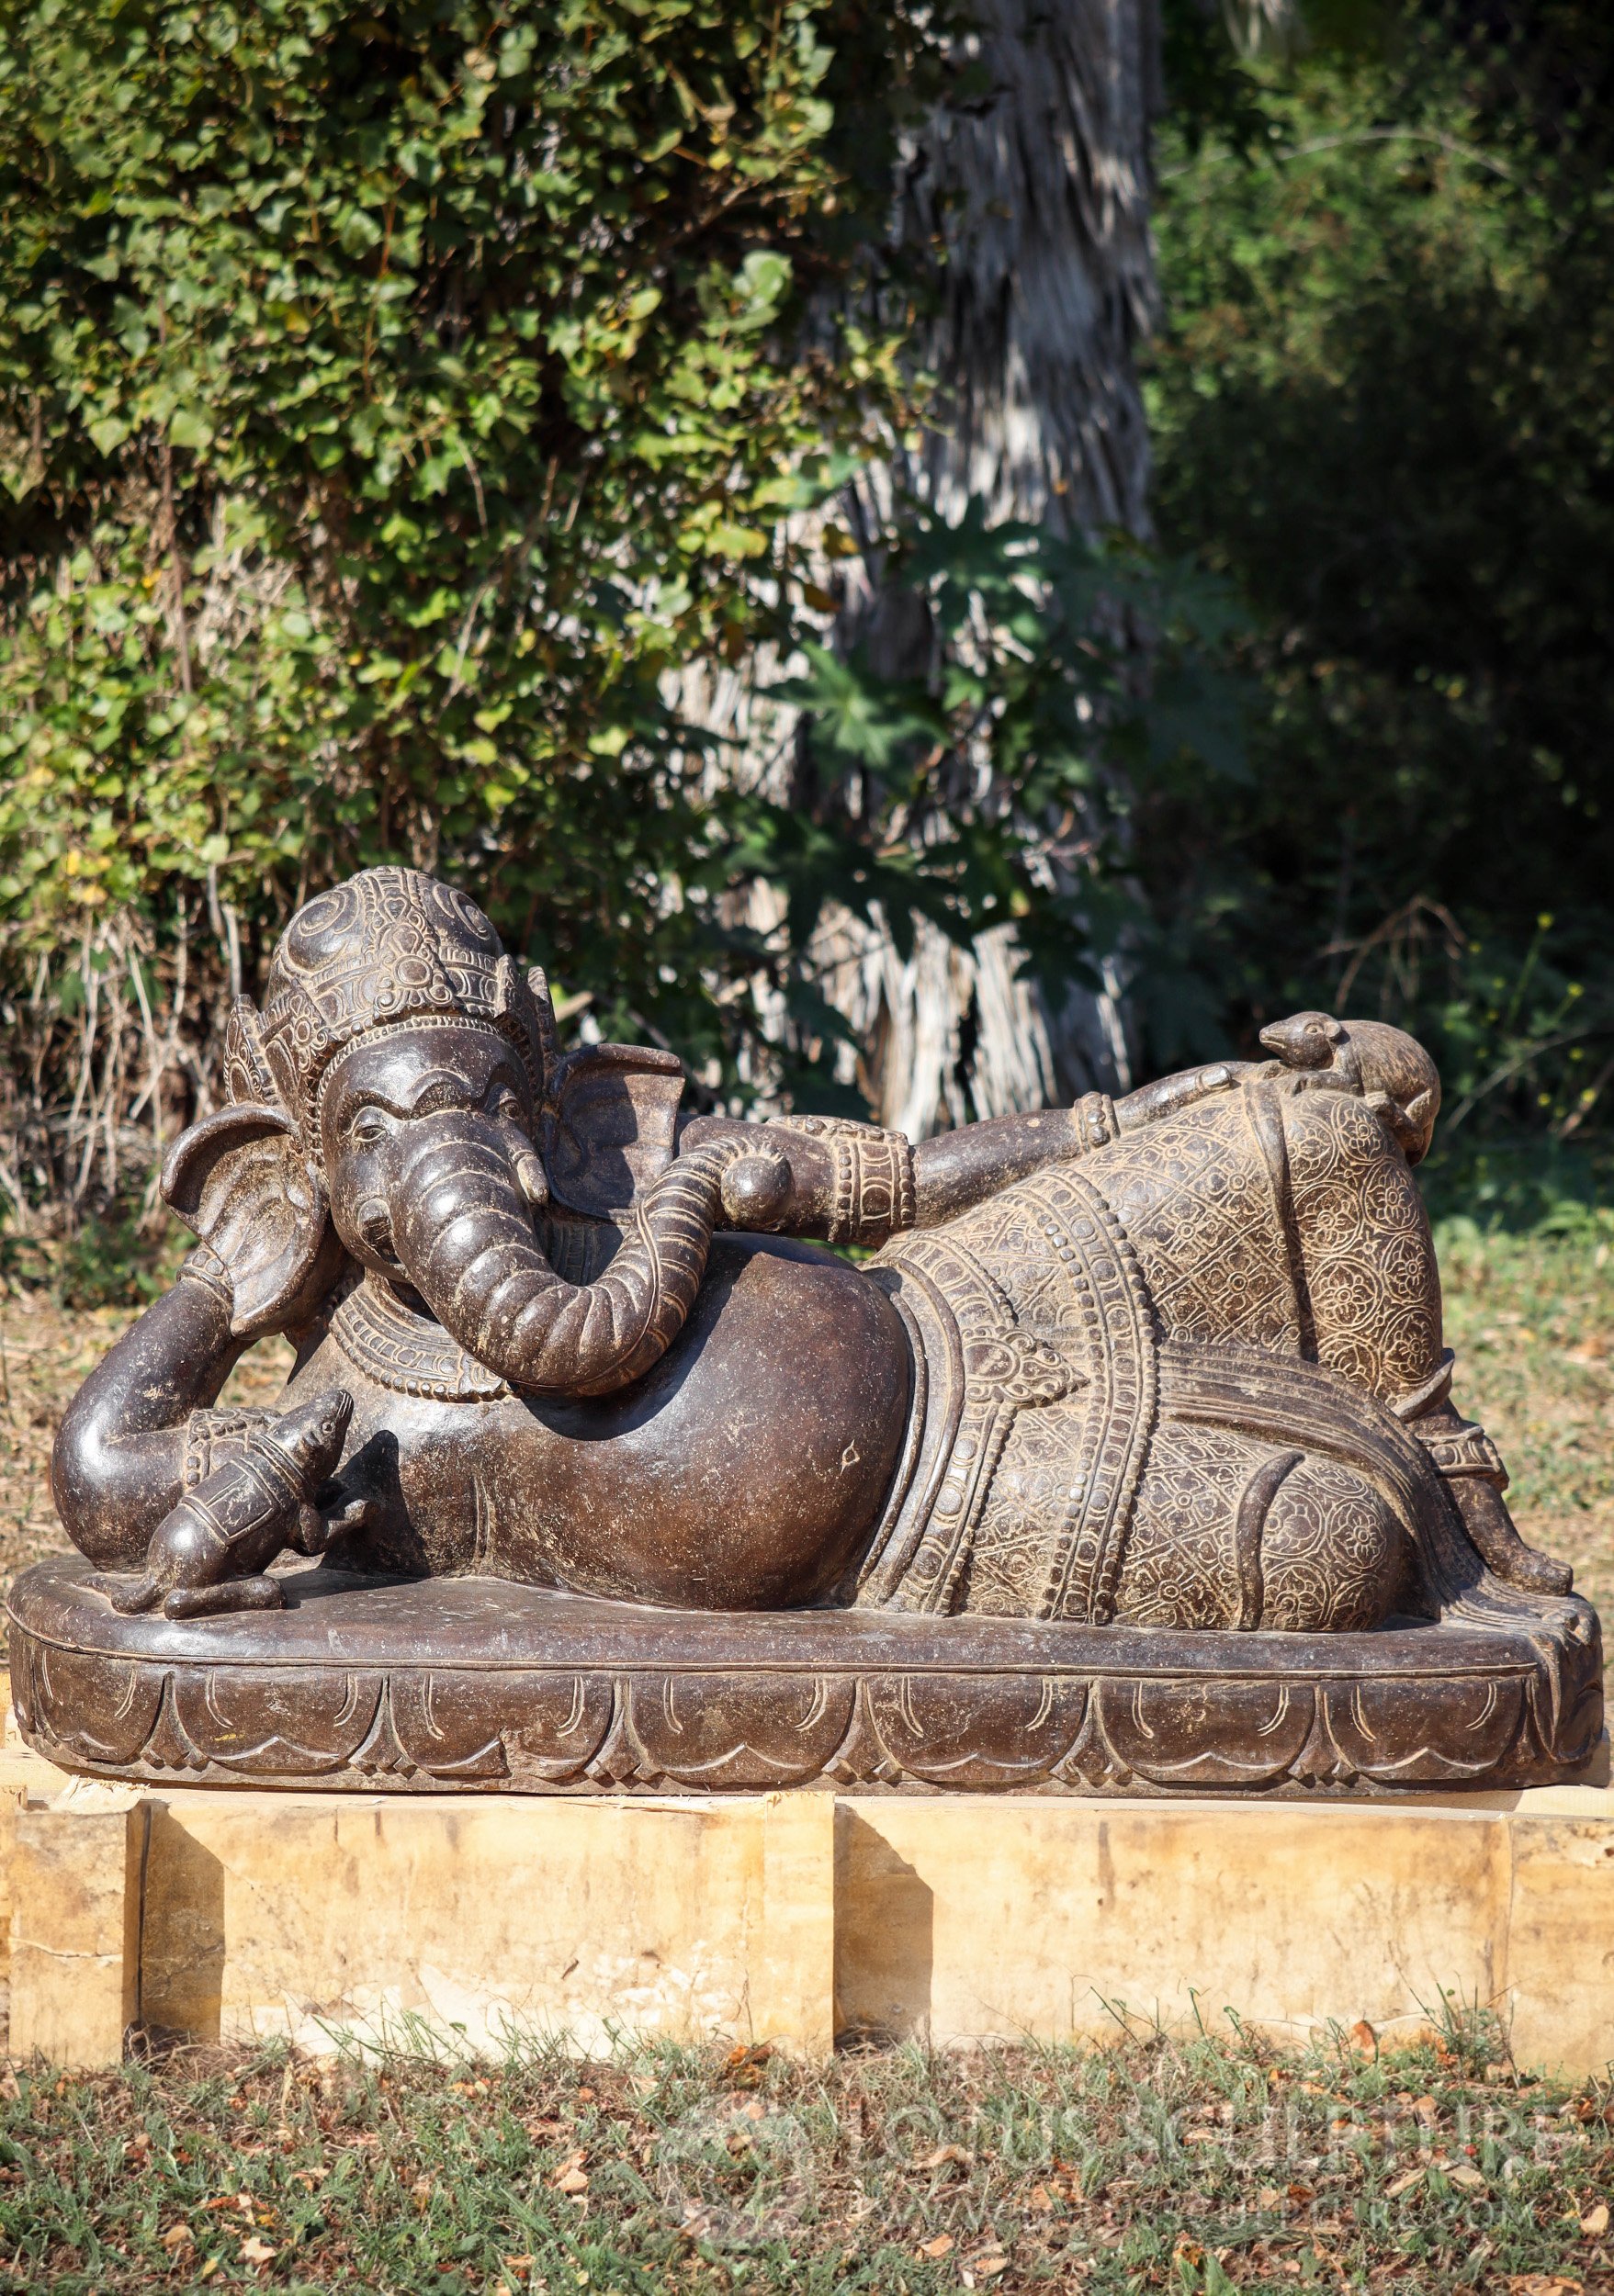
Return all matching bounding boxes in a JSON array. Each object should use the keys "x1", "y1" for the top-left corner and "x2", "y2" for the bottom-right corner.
[{"x1": 162, "y1": 868, "x2": 760, "y2": 1396}]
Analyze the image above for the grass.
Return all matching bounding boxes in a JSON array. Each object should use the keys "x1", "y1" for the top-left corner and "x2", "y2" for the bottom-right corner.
[
  {"x1": 1435, "y1": 1224, "x2": 1614, "y2": 1629},
  {"x1": 0, "y1": 1231, "x2": 1610, "y2": 2290},
  {"x1": 0, "y1": 2019, "x2": 1609, "y2": 2294}
]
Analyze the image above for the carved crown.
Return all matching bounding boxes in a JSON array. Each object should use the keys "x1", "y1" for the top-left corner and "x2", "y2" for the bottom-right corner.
[{"x1": 242, "y1": 867, "x2": 558, "y2": 1133}]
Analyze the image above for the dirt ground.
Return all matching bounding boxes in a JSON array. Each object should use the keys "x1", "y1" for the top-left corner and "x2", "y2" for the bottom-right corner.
[{"x1": 1, "y1": 1229, "x2": 1610, "y2": 1653}]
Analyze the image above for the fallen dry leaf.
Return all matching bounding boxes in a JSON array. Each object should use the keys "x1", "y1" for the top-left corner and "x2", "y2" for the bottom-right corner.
[
  {"x1": 1349, "y1": 2019, "x2": 1377, "y2": 2056},
  {"x1": 1028, "y1": 2182, "x2": 1054, "y2": 2212},
  {"x1": 1384, "y1": 2167, "x2": 1425, "y2": 2199},
  {"x1": 555, "y1": 2165, "x2": 590, "y2": 2196},
  {"x1": 917, "y1": 2143, "x2": 972, "y2": 2170},
  {"x1": 1582, "y1": 2201, "x2": 1610, "y2": 2237},
  {"x1": 919, "y1": 2233, "x2": 955, "y2": 2260},
  {"x1": 1506, "y1": 2279, "x2": 1583, "y2": 2295},
  {"x1": 1258, "y1": 2186, "x2": 1283, "y2": 2210},
  {"x1": 1447, "y1": 2163, "x2": 1488, "y2": 2193},
  {"x1": 159, "y1": 2223, "x2": 193, "y2": 2252},
  {"x1": 969, "y1": 2255, "x2": 1008, "y2": 2279},
  {"x1": 238, "y1": 2234, "x2": 277, "y2": 2267}
]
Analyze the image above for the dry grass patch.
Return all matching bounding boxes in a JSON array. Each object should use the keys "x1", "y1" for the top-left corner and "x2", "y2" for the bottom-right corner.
[{"x1": 0, "y1": 2020, "x2": 1610, "y2": 2293}]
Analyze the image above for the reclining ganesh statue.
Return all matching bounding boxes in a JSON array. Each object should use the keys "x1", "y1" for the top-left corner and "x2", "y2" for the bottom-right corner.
[{"x1": 12, "y1": 866, "x2": 1601, "y2": 1796}]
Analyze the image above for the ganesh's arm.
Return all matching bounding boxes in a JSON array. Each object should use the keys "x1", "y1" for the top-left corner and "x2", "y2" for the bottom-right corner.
[
  {"x1": 908, "y1": 1111, "x2": 1090, "y2": 1224},
  {"x1": 683, "y1": 1108, "x2": 1102, "y2": 1240},
  {"x1": 686, "y1": 1111, "x2": 1083, "y2": 1236},
  {"x1": 912, "y1": 1070, "x2": 1269, "y2": 1221},
  {"x1": 683, "y1": 1070, "x2": 1261, "y2": 1245},
  {"x1": 51, "y1": 1262, "x2": 254, "y2": 1569},
  {"x1": 1115, "y1": 1063, "x2": 1263, "y2": 1131}
]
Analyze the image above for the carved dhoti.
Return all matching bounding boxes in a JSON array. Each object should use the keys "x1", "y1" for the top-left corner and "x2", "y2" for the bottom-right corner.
[{"x1": 860, "y1": 1084, "x2": 1461, "y2": 1632}]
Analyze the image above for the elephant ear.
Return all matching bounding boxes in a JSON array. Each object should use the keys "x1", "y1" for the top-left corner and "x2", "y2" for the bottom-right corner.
[
  {"x1": 161, "y1": 1102, "x2": 331, "y2": 1338},
  {"x1": 542, "y1": 1043, "x2": 686, "y2": 1217}
]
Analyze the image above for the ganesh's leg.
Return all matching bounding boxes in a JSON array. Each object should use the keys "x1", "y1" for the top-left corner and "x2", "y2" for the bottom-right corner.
[
  {"x1": 1447, "y1": 1476, "x2": 1573, "y2": 1594},
  {"x1": 1281, "y1": 1094, "x2": 1574, "y2": 1594},
  {"x1": 51, "y1": 1260, "x2": 252, "y2": 1568},
  {"x1": 1405, "y1": 1398, "x2": 1574, "y2": 1594}
]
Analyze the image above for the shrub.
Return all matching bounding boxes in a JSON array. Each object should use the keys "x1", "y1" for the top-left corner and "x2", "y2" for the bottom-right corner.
[{"x1": 0, "y1": 0, "x2": 922, "y2": 1216}]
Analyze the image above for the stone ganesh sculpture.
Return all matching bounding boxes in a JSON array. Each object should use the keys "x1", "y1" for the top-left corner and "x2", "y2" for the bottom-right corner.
[{"x1": 15, "y1": 867, "x2": 1601, "y2": 1795}]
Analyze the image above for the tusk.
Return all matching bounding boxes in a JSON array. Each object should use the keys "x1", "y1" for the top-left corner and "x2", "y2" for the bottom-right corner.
[{"x1": 513, "y1": 1149, "x2": 549, "y2": 1209}]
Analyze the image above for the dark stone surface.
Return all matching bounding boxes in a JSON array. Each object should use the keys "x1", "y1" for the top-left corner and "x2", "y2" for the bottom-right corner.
[
  {"x1": 10, "y1": 1556, "x2": 1602, "y2": 1796},
  {"x1": 29, "y1": 867, "x2": 1606, "y2": 1797}
]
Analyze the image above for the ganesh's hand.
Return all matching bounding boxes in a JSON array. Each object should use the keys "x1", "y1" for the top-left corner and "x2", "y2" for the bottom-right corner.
[
  {"x1": 163, "y1": 1101, "x2": 345, "y2": 1344},
  {"x1": 1114, "y1": 1062, "x2": 1264, "y2": 1133},
  {"x1": 186, "y1": 1218, "x2": 349, "y2": 1346},
  {"x1": 177, "y1": 1228, "x2": 344, "y2": 1348},
  {"x1": 677, "y1": 1117, "x2": 836, "y2": 1234},
  {"x1": 719, "y1": 1149, "x2": 795, "y2": 1231}
]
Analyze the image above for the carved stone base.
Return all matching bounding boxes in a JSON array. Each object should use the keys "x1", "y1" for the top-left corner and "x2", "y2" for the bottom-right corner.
[{"x1": 8, "y1": 1558, "x2": 1603, "y2": 1797}]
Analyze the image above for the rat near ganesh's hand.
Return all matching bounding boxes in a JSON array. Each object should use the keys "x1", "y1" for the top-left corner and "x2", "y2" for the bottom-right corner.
[{"x1": 94, "y1": 1389, "x2": 353, "y2": 1620}]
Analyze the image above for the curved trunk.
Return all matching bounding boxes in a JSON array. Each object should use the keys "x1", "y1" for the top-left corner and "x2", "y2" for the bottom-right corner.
[{"x1": 390, "y1": 1114, "x2": 741, "y2": 1398}]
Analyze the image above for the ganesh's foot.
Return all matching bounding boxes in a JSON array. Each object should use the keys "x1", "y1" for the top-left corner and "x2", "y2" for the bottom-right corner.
[
  {"x1": 87, "y1": 1570, "x2": 162, "y2": 1615},
  {"x1": 162, "y1": 1575, "x2": 287, "y2": 1620},
  {"x1": 1450, "y1": 1481, "x2": 1575, "y2": 1594},
  {"x1": 1481, "y1": 1539, "x2": 1574, "y2": 1597}
]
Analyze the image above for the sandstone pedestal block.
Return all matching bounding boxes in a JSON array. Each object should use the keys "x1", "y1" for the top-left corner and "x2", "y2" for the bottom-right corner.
[
  {"x1": 134, "y1": 1786, "x2": 835, "y2": 2056},
  {"x1": 833, "y1": 1779, "x2": 1614, "y2": 2077},
  {"x1": 1, "y1": 1743, "x2": 1610, "y2": 2078},
  {"x1": 8, "y1": 1775, "x2": 143, "y2": 2068}
]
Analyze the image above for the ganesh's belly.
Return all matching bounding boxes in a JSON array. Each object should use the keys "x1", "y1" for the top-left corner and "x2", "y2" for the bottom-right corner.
[{"x1": 310, "y1": 1237, "x2": 913, "y2": 1609}]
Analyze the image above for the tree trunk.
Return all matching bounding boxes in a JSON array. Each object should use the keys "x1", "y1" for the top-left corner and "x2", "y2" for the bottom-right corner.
[{"x1": 695, "y1": 0, "x2": 1161, "y2": 1131}]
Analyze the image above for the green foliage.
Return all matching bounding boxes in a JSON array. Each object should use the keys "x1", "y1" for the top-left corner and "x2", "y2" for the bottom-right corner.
[
  {"x1": 1146, "y1": 4, "x2": 1614, "y2": 1162},
  {"x1": 0, "y1": 0, "x2": 928, "y2": 1171}
]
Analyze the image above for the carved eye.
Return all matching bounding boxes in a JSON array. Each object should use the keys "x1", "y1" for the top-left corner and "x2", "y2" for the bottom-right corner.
[
  {"x1": 492, "y1": 1088, "x2": 524, "y2": 1126},
  {"x1": 350, "y1": 1107, "x2": 395, "y2": 1148}
]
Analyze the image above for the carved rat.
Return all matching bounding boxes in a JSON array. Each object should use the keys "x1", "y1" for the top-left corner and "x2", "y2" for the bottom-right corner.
[
  {"x1": 1258, "y1": 1011, "x2": 1441, "y2": 1165},
  {"x1": 96, "y1": 1389, "x2": 354, "y2": 1620}
]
